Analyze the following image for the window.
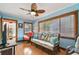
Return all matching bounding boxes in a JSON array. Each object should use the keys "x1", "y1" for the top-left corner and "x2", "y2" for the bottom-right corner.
[
  {"x1": 39, "y1": 19, "x2": 59, "y2": 33},
  {"x1": 24, "y1": 22, "x2": 33, "y2": 34},
  {"x1": 38, "y1": 11, "x2": 78, "y2": 39},
  {"x1": 60, "y1": 15, "x2": 75, "y2": 38},
  {"x1": 50, "y1": 19, "x2": 59, "y2": 33}
]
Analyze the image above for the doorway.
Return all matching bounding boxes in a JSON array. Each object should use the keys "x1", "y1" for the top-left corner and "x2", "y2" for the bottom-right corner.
[{"x1": 2, "y1": 18, "x2": 17, "y2": 44}]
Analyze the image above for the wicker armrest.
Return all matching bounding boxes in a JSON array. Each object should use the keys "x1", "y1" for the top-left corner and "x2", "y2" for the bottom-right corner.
[
  {"x1": 66, "y1": 46, "x2": 73, "y2": 50},
  {"x1": 68, "y1": 49, "x2": 74, "y2": 54},
  {"x1": 54, "y1": 42, "x2": 59, "y2": 46},
  {"x1": 66, "y1": 46, "x2": 75, "y2": 55}
]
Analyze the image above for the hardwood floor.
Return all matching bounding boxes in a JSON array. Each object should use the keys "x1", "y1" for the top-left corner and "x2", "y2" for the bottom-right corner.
[{"x1": 15, "y1": 41, "x2": 66, "y2": 55}]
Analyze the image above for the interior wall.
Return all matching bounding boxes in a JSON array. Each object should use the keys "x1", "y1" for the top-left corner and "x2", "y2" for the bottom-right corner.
[
  {"x1": 18, "y1": 17, "x2": 24, "y2": 41},
  {"x1": 33, "y1": 3, "x2": 79, "y2": 48}
]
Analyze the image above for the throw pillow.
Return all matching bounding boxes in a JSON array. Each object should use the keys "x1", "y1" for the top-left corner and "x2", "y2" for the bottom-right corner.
[
  {"x1": 41, "y1": 34, "x2": 45, "y2": 40},
  {"x1": 50, "y1": 37, "x2": 58, "y2": 45},
  {"x1": 44, "y1": 34, "x2": 49, "y2": 41},
  {"x1": 47, "y1": 35, "x2": 51, "y2": 42},
  {"x1": 39, "y1": 33, "x2": 46, "y2": 40},
  {"x1": 33, "y1": 33, "x2": 38, "y2": 39}
]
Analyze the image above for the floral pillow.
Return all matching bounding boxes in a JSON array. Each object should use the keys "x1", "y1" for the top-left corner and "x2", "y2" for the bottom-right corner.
[
  {"x1": 43, "y1": 34, "x2": 49, "y2": 41},
  {"x1": 47, "y1": 34, "x2": 51, "y2": 42},
  {"x1": 39, "y1": 33, "x2": 45, "y2": 40}
]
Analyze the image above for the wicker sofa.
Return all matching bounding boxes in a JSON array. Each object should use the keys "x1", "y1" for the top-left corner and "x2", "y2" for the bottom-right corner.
[{"x1": 31, "y1": 33, "x2": 60, "y2": 54}]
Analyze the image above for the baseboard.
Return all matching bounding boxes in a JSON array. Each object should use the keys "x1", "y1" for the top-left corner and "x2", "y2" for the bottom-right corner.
[
  {"x1": 17, "y1": 40, "x2": 28, "y2": 42},
  {"x1": 17, "y1": 40, "x2": 24, "y2": 42},
  {"x1": 17, "y1": 40, "x2": 31, "y2": 43}
]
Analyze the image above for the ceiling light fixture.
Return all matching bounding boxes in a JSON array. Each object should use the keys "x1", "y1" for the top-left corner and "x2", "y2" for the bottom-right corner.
[{"x1": 31, "y1": 12, "x2": 36, "y2": 16}]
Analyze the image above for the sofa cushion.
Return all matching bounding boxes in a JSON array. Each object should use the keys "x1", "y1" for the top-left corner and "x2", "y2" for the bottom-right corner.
[
  {"x1": 40, "y1": 33, "x2": 46, "y2": 40},
  {"x1": 46, "y1": 34, "x2": 51, "y2": 42},
  {"x1": 24, "y1": 35, "x2": 29, "y2": 40},
  {"x1": 41, "y1": 34, "x2": 45, "y2": 40},
  {"x1": 41, "y1": 33, "x2": 50, "y2": 42},
  {"x1": 31, "y1": 39, "x2": 53, "y2": 47},
  {"x1": 43, "y1": 34, "x2": 49, "y2": 41},
  {"x1": 50, "y1": 37, "x2": 58, "y2": 45},
  {"x1": 43, "y1": 34, "x2": 47, "y2": 41},
  {"x1": 33, "y1": 33, "x2": 39, "y2": 39},
  {"x1": 31, "y1": 39, "x2": 54, "y2": 50},
  {"x1": 51, "y1": 33, "x2": 58, "y2": 37}
]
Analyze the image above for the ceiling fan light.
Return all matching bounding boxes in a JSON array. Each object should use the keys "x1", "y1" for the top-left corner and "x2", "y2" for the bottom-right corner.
[{"x1": 31, "y1": 12, "x2": 36, "y2": 16}]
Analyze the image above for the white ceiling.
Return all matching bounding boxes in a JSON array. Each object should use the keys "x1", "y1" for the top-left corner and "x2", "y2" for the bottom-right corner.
[{"x1": 0, "y1": 3, "x2": 74, "y2": 21}]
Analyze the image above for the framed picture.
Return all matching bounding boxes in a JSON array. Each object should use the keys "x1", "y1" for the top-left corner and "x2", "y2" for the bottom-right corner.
[{"x1": 18, "y1": 23, "x2": 23, "y2": 28}]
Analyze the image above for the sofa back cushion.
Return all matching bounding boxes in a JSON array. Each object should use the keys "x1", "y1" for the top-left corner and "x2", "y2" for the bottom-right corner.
[
  {"x1": 44, "y1": 34, "x2": 48, "y2": 41},
  {"x1": 40, "y1": 33, "x2": 50, "y2": 41},
  {"x1": 44, "y1": 34, "x2": 51, "y2": 42},
  {"x1": 41, "y1": 34, "x2": 45, "y2": 40},
  {"x1": 50, "y1": 37, "x2": 58, "y2": 45},
  {"x1": 33, "y1": 33, "x2": 39, "y2": 39}
]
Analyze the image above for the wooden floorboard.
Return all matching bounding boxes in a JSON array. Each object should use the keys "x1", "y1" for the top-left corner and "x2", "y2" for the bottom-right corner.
[{"x1": 15, "y1": 41, "x2": 66, "y2": 55}]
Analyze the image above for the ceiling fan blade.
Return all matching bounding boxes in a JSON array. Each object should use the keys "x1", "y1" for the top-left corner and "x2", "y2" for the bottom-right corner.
[
  {"x1": 31, "y1": 3, "x2": 37, "y2": 11},
  {"x1": 26, "y1": 13, "x2": 31, "y2": 15},
  {"x1": 20, "y1": 8, "x2": 31, "y2": 12},
  {"x1": 37, "y1": 10, "x2": 45, "y2": 13}
]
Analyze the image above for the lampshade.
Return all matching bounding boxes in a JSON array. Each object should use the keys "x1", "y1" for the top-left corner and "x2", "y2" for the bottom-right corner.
[{"x1": 31, "y1": 12, "x2": 36, "y2": 16}]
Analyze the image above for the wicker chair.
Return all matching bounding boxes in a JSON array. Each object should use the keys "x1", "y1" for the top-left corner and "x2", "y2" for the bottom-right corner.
[{"x1": 66, "y1": 35, "x2": 79, "y2": 55}]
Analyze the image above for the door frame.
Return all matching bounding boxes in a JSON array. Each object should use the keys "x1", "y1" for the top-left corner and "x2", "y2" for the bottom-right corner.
[{"x1": 1, "y1": 18, "x2": 18, "y2": 42}]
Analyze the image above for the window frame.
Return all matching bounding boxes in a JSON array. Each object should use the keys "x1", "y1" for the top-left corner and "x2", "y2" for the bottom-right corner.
[{"x1": 38, "y1": 10, "x2": 78, "y2": 39}]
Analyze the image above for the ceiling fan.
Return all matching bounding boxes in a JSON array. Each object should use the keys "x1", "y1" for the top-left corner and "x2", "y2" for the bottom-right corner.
[{"x1": 20, "y1": 3, "x2": 45, "y2": 16}]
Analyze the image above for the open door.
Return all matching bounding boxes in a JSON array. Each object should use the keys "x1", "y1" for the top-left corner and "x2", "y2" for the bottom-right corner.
[{"x1": 2, "y1": 18, "x2": 17, "y2": 45}]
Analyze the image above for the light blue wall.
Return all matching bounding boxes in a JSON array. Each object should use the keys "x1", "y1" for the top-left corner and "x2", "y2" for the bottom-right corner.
[
  {"x1": 34, "y1": 4, "x2": 79, "y2": 21},
  {"x1": 18, "y1": 17, "x2": 24, "y2": 41},
  {"x1": 33, "y1": 3, "x2": 79, "y2": 49}
]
